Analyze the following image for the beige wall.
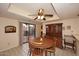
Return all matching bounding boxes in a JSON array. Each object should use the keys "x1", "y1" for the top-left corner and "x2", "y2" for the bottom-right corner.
[
  {"x1": 0, "y1": 17, "x2": 19, "y2": 51},
  {"x1": 43, "y1": 17, "x2": 79, "y2": 38},
  {"x1": 0, "y1": 17, "x2": 41, "y2": 51}
]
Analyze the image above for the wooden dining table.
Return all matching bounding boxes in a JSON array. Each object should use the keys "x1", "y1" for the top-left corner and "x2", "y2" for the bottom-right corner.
[{"x1": 29, "y1": 37, "x2": 54, "y2": 56}]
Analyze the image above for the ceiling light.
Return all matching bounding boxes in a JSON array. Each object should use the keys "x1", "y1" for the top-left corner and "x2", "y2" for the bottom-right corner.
[
  {"x1": 41, "y1": 16, "x2": 44, "y2": 19},
  {"x1": 37, "y1": 15, "x2": 44, "y2": 19},
  {"x1": 38, "y1": 16, "x2": 41, "y2": 19}
]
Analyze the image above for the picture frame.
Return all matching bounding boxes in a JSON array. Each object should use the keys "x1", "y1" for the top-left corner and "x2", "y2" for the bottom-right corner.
[
  {"x1": 67, "y1": 25, "x2": 71, "y2": 30},
  {"x1": 5, "y1": 26, "x2": 16, "y2": 33}
]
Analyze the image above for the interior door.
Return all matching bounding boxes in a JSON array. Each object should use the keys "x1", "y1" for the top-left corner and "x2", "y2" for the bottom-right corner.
[{"x1": 46, "y1": 23, "x2": 62, "y2": 48}]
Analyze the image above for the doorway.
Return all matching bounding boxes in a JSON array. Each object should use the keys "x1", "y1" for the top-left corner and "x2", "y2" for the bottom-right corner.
[{"x1": 20, "y1": 23, "x2": 36, "y2": 45}]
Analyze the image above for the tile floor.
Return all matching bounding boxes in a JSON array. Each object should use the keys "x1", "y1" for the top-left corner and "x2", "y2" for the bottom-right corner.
[{"x1": 0, "y1": 43, "x2": 76, "y2": 56}]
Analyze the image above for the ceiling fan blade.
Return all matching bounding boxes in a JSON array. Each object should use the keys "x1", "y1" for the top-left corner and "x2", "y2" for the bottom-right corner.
[
  {"x1": 45, "y1": 14, "x2": 53, "y2": 17},
  {"x1": 28, "y1": 14, "x2": 37, "y2": 16},
  {"x1": 43, "y1": 18, "x2": 46, "y2": 20},
  {"x1": 34, "y1": 17, "x2": 38, "y2": 20}
]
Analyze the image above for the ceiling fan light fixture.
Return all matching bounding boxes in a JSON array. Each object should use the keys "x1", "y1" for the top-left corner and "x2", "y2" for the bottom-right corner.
[
  {"x1": 37, "y1": 15, "x2": 44, "y2": 19},
  {"x1": 41, "y1": 16, "x2": 44, "y2": 19},
  {"x1": 38, "y1": 16, "x2": 41, "y2": 19},
  {"x1": 39, "y1": 8, "x2": 44, "y2": 13},
  {"x1": 29, "y1": 8, "x2": 53, "y2": 21},
  {"x1": 38, "y1": 8, "x2": 44, "y2": 16}
]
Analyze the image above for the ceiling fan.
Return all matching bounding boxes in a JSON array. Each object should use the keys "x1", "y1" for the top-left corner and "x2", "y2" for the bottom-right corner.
[{"x1": 29, "y1": 8, "x2": 53, "y2": 20}]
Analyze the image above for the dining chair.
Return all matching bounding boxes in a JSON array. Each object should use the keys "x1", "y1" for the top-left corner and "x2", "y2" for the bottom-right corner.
[
  {"x1": 45, "y1": 37, "x2": 56, "y2": 56},
  {"x1": 27, "y1": 36, "x2": 34, "y2": 56},
  {"x1": 64, "y1": 35, "x2": 76, "y2": 52},
  {"x1": 28, "y1": 37, "x2": 44, "y2": 56},
  {"x1": 28, "y1": 43, "x2": 43, "y2": 56}
]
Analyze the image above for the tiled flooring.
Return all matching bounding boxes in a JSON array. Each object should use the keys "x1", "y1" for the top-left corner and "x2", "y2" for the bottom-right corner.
[{"x1": 0, "y1": 43, "x2": 76, "y2": 56}]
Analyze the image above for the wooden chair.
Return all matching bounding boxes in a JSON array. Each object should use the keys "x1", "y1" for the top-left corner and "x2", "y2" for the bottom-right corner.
[
  {"x1": 64, "y1": 35, "x2": 76, "y2": 51},
  {"x1": 28, "y1": 43, "x2": 43, "y2": 56},
  {"x1": 46, "y1": 46, "x2": 55, "y2": 56},
  {"x1": 27, "y1": 36, "x2": 34, "y2": 56},
  {"x1": 28, "y1": 37, "x2": 43, "y2": 56},
  {"x1": 45, "y1": 37, "x2": 56, "y2": 56}
]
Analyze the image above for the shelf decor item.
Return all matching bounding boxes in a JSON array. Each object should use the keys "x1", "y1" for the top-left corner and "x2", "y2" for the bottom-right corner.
[{"x1": 5, "y1": 25, "x2": 16, "y2": 33}]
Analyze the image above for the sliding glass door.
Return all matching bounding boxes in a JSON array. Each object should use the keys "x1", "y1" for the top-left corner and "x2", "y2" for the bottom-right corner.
[
  {"x1": 20, "y1": 23, "x2": 36, "y2": 44},
  {"x1": 29, "y1": 24, "x2": 36, "y2": 37}
]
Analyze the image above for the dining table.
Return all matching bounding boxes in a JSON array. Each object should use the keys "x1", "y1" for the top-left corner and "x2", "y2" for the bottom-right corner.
[{"x1": 29, "y1": 37, "x2": 54, "y2": 56}]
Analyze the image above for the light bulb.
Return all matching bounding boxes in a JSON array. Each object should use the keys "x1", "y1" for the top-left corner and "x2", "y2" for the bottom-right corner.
[
  {"x1": 41, "y1": 16, "x2": 44, "y2": 19},
  {"x1": 38, "y1": 16, "x2": 40, "y2": 19},
  {"x1": 40, "y1": 38, "x2": 43, "y2": 41}
]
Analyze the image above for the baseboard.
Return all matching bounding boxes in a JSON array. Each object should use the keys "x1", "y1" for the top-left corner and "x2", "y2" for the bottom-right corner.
[{"x1": 0, "y1": 45, "x2": 19, "y2": 52}]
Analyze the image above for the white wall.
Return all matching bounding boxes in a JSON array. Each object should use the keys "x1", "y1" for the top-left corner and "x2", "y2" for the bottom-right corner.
[
  {"x1": 0, "y1": 17, "x2": 41, "y2": 51},
  {"x1": 0, "y1": 17, "x2": 19, "y2": 51},
  {"x1": 43, "y1": 17, "x2": 79, "y2": 39}
]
